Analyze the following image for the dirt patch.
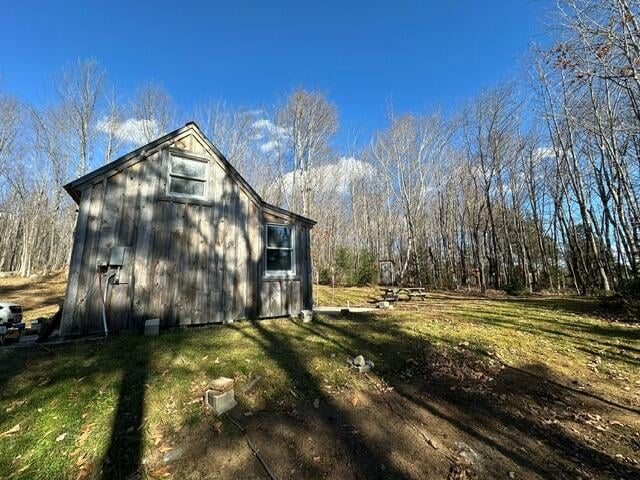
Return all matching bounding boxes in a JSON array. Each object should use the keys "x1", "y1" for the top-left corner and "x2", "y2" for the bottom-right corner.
[{"x1": 145, "y1": 349, "x2": 640, "y2": 480}]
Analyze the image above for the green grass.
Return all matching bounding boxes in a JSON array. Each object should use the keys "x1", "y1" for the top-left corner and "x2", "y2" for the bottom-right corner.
[
  {"x1": 0, "y1": 321, "x2": 367, "y2": 479},
  {"x1": 1, "y1": 287, "x2": 639, "y2": 479}
]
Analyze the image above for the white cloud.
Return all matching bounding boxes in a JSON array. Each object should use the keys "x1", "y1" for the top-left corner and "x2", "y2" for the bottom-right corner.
[
  {"x1": 259, "y1": 140, "x2": 282, "y2": 153},
  {"x1": 97, "y1": 117, "x2": 157, "y2": 146},
  {"x1": 251, "y1": 118, "x2": 289, "y2": 152},
  {"x1": 278, "y1": 157, "x2": 376, "y2": 195}
]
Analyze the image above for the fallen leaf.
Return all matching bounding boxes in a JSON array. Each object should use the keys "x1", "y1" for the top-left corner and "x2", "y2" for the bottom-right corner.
[
  {"x1": 351, "y1": 395, "x2": 359, "y2": 407},
  {"x1": 76, "y1": 462, "x2": 93, "y2": 480},
  {"x1": 56, "y1": 432, "x2": 67, "y2": 442},
  {"x1": 201, "y1": 355, "x2": 209, "y2": 361},
  {"x1": 0, "y1": 424, "x2": 20, "y2": 437},
  {"x1": 150, "y1": 465, "x2": 172, "y2": 477}
]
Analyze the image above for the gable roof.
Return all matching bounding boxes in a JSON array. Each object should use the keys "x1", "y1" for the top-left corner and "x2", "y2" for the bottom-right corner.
[{"x1": 64, "y1": 121, "x2": 316, "y2": 226}]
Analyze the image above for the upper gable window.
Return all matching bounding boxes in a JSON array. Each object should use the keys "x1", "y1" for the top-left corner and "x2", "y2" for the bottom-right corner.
[{"x1": 168, "y1": 154, "x2": 207, "y2": 199}]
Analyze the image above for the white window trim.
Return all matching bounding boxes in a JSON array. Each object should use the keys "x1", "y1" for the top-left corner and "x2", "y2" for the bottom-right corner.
[
  {"x1": 167, "y1": 153, "x2": 208, "y2": 200},
  {"x1": 265, "y1": 223, "x2": 296, "y2": 276}
]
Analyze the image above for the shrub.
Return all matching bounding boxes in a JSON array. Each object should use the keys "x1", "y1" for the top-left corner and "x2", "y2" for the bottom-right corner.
[
  {"x1": 318, "y1": 267, "x2": 332, "y2": 285},
  {"x1": 334, "y1": 247, "x2": 354, "y2": 286},
  {"x1": 354, "y1": 249, "x2": 378, "y2": 286},
  {"x1": 503, "y1": 274, "x2": 526, "y2": 296}
]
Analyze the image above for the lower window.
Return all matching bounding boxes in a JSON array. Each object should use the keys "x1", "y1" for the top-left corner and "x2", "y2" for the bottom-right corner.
[{"x1": 266, "y1": 224, "x2": 295, "y2": 274}]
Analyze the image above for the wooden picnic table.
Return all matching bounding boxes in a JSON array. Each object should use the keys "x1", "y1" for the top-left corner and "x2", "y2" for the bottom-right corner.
[{"x1": 380, "y1": 287, "x2": 427, "y2": 301}]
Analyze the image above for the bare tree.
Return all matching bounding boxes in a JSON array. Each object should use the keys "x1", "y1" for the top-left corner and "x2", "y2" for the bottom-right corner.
[
  {"x1": 53, "y1": 58, "x2": 105, "y2": 176},
  {"x1": 131, "y1": 82, "x2": 177, "y2": 144},
  {"x1": 276, "y1": 89, "x2": 338, "y2": 216}
]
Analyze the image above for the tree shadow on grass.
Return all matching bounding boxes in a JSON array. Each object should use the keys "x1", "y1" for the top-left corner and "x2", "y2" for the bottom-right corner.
[
  {"x1": 312, "y1": 313, "x2": 640, "y2": 480},
  {"x1": 454, "y1": 309, "x2": 640, "y2": 368},
  {"x1": 100, "y1": 337, "x2": 152, "y2": 479},
  {"x1": 231, "y1": 320, "x2": 413, "y2": 479}
]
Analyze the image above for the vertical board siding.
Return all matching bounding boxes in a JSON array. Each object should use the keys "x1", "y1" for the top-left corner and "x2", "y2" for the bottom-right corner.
[
  {"x1": 222, "y1": 176, "x2": 236, "y2": 323},
  {"x1": 64, "y1": 132, "x2": 312, "y2": 335},
  {"x1": 132, "y1": 152, "x2": 161, "y2": 328},
  {"x1": 77, "y1": 180, "x2": 106, "y2": 334},
  {"x1": 60, "y1": 188, "x2": 92, "y2": 336}
]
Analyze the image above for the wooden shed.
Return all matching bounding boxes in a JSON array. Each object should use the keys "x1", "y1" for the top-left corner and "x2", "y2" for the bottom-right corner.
[{"x1": 60, "y1": 122, "x2": 315, "y2": 337}]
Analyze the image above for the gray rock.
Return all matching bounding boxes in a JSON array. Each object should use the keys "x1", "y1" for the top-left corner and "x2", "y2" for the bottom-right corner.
[
  {"x1": 366, "y1": 360, "x2": 375, "y2": 369},
  {"x1": 163, "y1": 447, "x2": 184, "y2": 464},
  {"x1": 353, "y1": 355, "x2": 366, "y2": 366},
  {"x1": 357, "y1": 364, "x2": 372, "y2": 373}
]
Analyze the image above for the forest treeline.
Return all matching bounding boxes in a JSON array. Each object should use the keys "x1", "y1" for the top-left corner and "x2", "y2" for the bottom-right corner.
[{"x1": 0, "y1": 0, "x2": 638, "y2": 296}]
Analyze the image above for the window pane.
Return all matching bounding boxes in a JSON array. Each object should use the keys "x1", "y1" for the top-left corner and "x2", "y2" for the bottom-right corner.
[
  {"x1": 169, "y1": 177, "x2": 205, "y2": 197},
  {"x1": 266, "y1": 249, "x2": 292, "y2": 272},
  {"x1": 171, "y1": 156, "x2": 206, "y2": 179},
  {"x1": 267, "y1": 225, "x2": 292, "y2": 248}
]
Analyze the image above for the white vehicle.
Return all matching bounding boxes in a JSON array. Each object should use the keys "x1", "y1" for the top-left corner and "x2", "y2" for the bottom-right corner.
[
  {"x1": 0, "y1": 302, "x2": 23, "y2": 324},
  {"x1": 0, "y1": 302, "x2": 24, "y2": 344}
]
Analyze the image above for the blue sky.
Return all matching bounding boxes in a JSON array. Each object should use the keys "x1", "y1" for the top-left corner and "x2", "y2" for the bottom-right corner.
[{"x1": 1, "y1": 0, "x2": 550, "y2": 137}]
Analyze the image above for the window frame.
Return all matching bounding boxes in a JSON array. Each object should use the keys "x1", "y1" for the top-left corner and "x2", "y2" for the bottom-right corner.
[
  {"x1": 264, "y1": 223, "x2": 296, "y2": 276},
  {"x1": 166, "y1": 153, "x2": 208, "y2": 200}
]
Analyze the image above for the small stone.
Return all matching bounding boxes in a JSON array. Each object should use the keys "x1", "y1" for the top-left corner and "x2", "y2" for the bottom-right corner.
[
  {"x1": 508, "y1": 472, "x2": 515, "y2": 479},
  {"x1": 353, "y1": 355, "x2": 366, "y2": 367},
  {"x1": 55, "y1": 432, "x2": 67, "y2": 442},
  {"x1": 365, "y1": 360, "x2": 375, "y2": 369},
  {"x1": 300, "y1": 310, "x2": 313, "y2": 323},
  {"x1": 357, "y1": 364, "x2": 372, "y2": 373},
  {"x1": 163, "y1": 447, "x2": 184, "y2": 464},
  {"x1": 377, "y1": 301, "x2": 390, "y2": 309}
]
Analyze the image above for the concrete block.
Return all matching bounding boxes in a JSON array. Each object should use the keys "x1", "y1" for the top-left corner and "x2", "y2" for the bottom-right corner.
[
  {"x1": 211, "y1": 376, "x2": 234, "y2": 393},
  {"x1": 300, "y1": 310, "x2": 313, "y2": 323},
  {"x1": 205, "y1": 389, "x2": 237, "y2": 416},
  {"x1": 144, "y1": 318, "x2": 160, "y2": 336}
]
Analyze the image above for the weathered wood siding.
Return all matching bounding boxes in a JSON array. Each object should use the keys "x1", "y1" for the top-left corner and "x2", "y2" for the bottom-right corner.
[{"x1": 60, "y1": 129, "x2": 313, "y2": 336}]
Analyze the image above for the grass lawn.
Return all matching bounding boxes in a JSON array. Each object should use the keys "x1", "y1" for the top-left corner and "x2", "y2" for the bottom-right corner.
[{"x1": 1, "y1": 278, "x2": 639, "y2": 479}]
